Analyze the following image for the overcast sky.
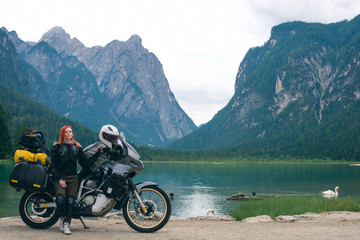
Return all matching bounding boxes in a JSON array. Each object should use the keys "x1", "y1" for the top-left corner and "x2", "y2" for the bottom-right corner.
[{"x1": 1, "y1": 0, "x2": 360, "y2": 126}]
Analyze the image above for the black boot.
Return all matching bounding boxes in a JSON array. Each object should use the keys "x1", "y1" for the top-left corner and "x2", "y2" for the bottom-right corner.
[
  {"x1": 55, "y1": 194, "x2": 65, "y2": 216},
  {"x1": 65, "y1": 196, "x2": 75, "y2": 218}
]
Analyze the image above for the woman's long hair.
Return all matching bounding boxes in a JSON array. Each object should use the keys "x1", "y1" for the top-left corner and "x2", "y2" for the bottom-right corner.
[{"x1": 54, "y1": 126, "x2": 81, "y2": 148}]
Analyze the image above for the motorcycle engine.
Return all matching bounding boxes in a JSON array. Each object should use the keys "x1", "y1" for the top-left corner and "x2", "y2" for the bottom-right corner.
[
  {"x1": 80, "y1": 179, "x2": 99, "y2": 207},
  {"x1": 83, "y1": 195, "x2": 96, "y2": 206},
  {"x1": 84, "y1": 179, "x2": 97, "y2": 189},
  {"x1": 77, "y1": 177, "x2": 115, "y2": 216}
]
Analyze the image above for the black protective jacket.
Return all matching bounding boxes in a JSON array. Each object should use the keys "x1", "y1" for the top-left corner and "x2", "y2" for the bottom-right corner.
[{"x1": 50, "y1": 143, "x2": 99, "y2": 181}]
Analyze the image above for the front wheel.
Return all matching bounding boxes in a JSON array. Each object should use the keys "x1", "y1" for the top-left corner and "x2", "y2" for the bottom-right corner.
[
  {"x1": 19, "y1": 191, "x2": 59, "y2": 229},
  {"x1": 123, "y1": 186, "x2": 172, "y2": 233}
]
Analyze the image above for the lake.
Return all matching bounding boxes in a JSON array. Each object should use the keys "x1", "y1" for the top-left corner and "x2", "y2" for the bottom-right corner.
[{"x1": 1, "y1": 161, "x2": 360, "y2": 218}]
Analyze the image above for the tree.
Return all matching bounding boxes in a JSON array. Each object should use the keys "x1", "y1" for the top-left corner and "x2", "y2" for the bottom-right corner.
[
  {"x1": 12, "y1": 120, "x2": 28, "y2": 152},
  {"x1": 0, "y1": 103, "x2": 12, "y2": 158}
]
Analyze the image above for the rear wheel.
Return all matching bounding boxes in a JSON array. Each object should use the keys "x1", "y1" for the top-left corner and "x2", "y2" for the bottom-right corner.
[
  {"x1": 19, "y1": 191, "x2": 59, "y2": 229},
  {"x1": 123, "y1": 186, "x2": 171, "y2": 233}
]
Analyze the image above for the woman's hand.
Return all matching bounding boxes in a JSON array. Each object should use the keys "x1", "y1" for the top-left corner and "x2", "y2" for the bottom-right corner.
[
  {"x1": 97, "y1": 146, "x2": 103, "y2": 152},
  {"x1": 59, "y1": 180, "x2": 67, "y2": 188}
]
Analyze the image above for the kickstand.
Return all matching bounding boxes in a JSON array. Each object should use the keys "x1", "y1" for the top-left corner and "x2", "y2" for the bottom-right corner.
[{"x1": 79, "y1": 216, "x2": 89, "y2": 229}]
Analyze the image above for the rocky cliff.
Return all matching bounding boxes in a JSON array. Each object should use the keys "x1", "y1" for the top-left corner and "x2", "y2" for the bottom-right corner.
[
  {"x1": 2, "y1": 27, "x2": 197, "y2": 146},
  {"x1": 168, "y1": 16, "x2": 360, "y2": 160}
]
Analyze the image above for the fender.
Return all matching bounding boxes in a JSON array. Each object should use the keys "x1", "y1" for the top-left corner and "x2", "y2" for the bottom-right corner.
[
  {"x1": 127, "y1": 181, "x2": 158, "y2": 197},
  {"x1": 135, "y1": 181, "x2": 158, "y2": 192}
]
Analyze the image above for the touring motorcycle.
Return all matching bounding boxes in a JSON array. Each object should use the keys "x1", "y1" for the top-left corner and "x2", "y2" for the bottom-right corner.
[{"x1": 10, "y1": 133, "x2": 172, "y2": 233}]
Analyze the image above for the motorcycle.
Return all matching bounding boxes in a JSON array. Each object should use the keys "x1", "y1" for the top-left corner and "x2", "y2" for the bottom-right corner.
[{"x1": 12, "y1": 133, "x2": 172, "y2": 233}]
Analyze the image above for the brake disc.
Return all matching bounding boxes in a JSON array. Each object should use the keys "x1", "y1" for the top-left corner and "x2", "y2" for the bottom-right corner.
[{"x1": 136, "y1": 199, "x2": 157, "y2": 219}]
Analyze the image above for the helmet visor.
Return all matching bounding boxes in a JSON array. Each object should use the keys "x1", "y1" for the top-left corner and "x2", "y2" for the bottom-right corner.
[{"x1": 105, "y1": 134, "x2": 118, "y2": 143}]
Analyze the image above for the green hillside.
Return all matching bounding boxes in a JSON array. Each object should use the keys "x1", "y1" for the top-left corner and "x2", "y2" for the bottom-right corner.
[
  {"x1": 168, "y1": 16, "x2": 360, "y2": 161},
  {"x1": 0, "y1": 81, "x2": 98, "y2": 155}
]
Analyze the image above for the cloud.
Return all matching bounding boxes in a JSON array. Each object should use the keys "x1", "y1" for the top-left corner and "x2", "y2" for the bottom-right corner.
[{"x1": 247, "y1": 0, "x2": 360, "y2": 24}]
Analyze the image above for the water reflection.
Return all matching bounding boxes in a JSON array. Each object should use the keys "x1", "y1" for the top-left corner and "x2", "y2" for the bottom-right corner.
[
  {"x1": 0, "y1": 161, "x2": 22, "y2": 217},
  {"x1": 1, "y1": 161, "x2": 360, "y2": 218},
  {"x1": 137, "y1": 162, "x2": 360, "y2": 218},
  {"x1": 176, "y1": 185, "x2": 217, "y2": 218}
]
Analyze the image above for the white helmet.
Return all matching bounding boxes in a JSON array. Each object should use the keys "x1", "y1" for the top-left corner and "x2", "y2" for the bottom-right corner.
[{"x1": 99, "y1": 125, "x2": 120, "y2": 149}]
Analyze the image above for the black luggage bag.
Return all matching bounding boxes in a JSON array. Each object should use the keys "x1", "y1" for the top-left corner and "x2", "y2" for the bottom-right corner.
[{"x1": 9, "y1": 161, "x2": 49, "y2": 192}]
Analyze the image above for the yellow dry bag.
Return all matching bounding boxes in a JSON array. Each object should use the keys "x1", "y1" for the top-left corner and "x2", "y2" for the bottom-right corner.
[{"x1": 14, "y1": 149, "x2": 49, "y2": 166}]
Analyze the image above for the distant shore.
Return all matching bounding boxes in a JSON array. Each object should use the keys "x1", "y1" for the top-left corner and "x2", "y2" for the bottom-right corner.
[
  {"x1": 2, "y1": 158, "x2": 360, "y2": 165},
  {"x1": 143, "y1": 160, "x2": 360, "y2": 165}
]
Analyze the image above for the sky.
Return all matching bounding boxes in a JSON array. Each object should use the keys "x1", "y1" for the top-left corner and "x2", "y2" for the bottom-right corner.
[{"x1": 1, "y1": 0, "x2": 360, "y2": 126}]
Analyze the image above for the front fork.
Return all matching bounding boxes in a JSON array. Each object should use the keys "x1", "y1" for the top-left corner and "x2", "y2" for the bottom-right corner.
[{"x1": 128, "y1": 179, "x2": 148, "y2": 214}]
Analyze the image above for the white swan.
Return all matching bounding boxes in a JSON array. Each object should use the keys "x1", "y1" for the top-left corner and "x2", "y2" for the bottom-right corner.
[
  {"x1": 321, "y1": 186, "x2": 339, "y2": 198},
  {"x1": 205, "y1": 209, "x2": 216, "y2": 216}
]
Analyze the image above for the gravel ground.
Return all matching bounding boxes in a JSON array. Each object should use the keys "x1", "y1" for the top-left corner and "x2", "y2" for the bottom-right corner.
[{"x1": 1, "y1": 211, "x2": 360, "y2": 240}]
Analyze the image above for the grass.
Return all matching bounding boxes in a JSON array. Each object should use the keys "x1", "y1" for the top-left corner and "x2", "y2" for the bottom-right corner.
[{"x1": 231, "y1": 196, "x2": 360, "y2": 220}]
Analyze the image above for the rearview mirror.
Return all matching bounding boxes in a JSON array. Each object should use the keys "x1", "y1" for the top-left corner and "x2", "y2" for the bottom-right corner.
[{"x1": 120, "y1": 131, "x2": 125, "y2": 141}]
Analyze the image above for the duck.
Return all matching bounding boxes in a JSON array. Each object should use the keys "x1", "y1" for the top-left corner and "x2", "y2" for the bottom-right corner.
[
  {"x1": 321, "y1": 186, "x2": 339, "y2": 198},
  {"x1": 205, "y1": 209, "x2": 216, "y2": 216}
]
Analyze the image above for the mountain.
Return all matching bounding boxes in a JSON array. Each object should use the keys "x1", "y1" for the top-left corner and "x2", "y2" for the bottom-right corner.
[
  {"x1": 2, "y1": 27, "x2": 197, "y2": 146},
  {"x1": 40, "y1": 27, "x2": 197, "y2": 144},
  {"x1": 0, "y1": 81, "x2": 99, "y2": 148},
  {"x1": 0, "y1": 30, "x2": 29, "y2": 95},
  {"x1": 0, "y1": 29, "x2": 98, "y2": 147},
  {"x1": 4, "y1": 30, "x2": 114, "y2": 130},
  {"x1": 168, "y1": 16, "x2": 360, "y2": 160}
]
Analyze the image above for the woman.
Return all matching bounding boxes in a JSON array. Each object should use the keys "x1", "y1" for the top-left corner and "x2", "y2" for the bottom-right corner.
[{"x1": 50, "y1": 126, "x2": 89, "y2": 235}]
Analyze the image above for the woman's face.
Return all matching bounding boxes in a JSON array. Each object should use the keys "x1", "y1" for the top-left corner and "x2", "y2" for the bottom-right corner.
[{"x1": 64, "y1": 127, "x2": 73, "y2": 141}]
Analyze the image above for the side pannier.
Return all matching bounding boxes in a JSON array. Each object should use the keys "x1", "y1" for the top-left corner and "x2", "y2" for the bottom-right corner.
[{"x1": 9, "y1": 161, "x2": 49, "y2": 192}]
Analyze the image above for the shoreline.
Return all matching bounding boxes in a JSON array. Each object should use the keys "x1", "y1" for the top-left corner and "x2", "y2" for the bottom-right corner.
[
  {"x1": 1, "y1": 210, "x2": 358, "y2": 221},
  {"x1": 0, "y1": 211, "x2": 359, "y2": 240}
]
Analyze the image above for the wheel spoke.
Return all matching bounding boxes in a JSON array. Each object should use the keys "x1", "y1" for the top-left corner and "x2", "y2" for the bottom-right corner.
[
  {"x1": 124, "y1": 186, "x2": 171, "y2": 231},
  {"x1": 24, "y1": 193, "x2": 56, "y2": 223}
]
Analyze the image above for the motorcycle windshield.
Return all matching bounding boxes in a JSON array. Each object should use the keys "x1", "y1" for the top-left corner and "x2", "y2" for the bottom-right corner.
[
  {"x1": 114, "y1": 140, "x2": 144, "y2": 175},
  {"x1": 84, "y1": 140, "x2": 144, "y2": 175}
]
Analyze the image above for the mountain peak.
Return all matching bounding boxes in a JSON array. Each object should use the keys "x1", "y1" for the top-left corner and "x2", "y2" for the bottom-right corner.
[
  {"x1": 49, "y1": 26, "x2": 67, "y2": 34},
  {"x1": 128, "y1": 34, "x2": 142, "y2": 44},
  {"x1": 126, "y1": 34, "x2": 144, "y2": 51},
  {"x1": 0, "y1": 27, "x2": 20, "y2": 41},
  {"x1": 40, "y1": 26, "x2": 85, "y2": 57},
  {"x1": 0, "y1": 27, "x2": 9, "y2": 34},
  {"x1": 41, "y1": 26, "x2": 69, "y2": 39}
]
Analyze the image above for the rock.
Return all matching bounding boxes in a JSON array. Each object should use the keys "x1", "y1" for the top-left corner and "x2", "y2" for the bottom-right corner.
[
  {"x1": 275, "y1": 212, "x2": 322, "y2": 222},
  {"x1": 275, "y1": 215, "x2": 297, "y2": 222},
  {"x1": 187, "y1": 215, "x2": 236, "y2": 221},
  {"x1": 102, "y1": 212, "x2": 235, "y2": 221},
  {"x1": 242, "y1": 215, "x2": 273, "y2": 223}
]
